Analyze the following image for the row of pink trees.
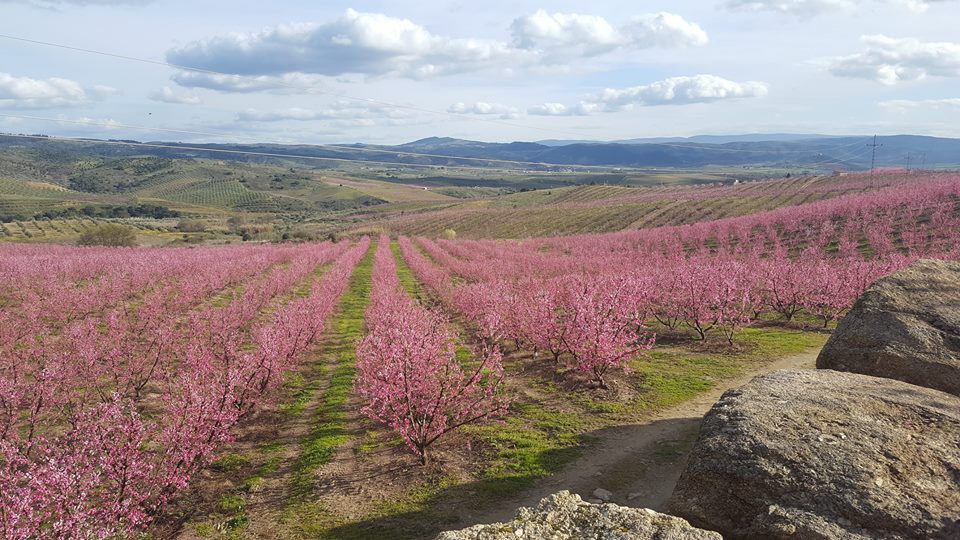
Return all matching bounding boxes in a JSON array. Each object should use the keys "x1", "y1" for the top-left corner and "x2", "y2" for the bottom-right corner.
[
  {"x1": 411, "y1": 173, "x2": 960, "y2": 348},
  {"x1": 547, "y1": 174, "x2": 960, "y2": 262},
  {"x1": 354, "y1": 237, "x2": 507, "y2": 464},
  {"x1": 426, "y1": 236, "x2": 909, "y2": 348},
  {"x1": 398, "y1": 236, "x2": 656, "y2": 387},
  {"x1": 0, "y1": 239, "x2": 369, "y2": 538},
  {"x1": 453, "y1": 275, "x2": 657, "y2": 387},
  {"x1": 0, "y1": 243, "x2": 310, "y2": 328}
]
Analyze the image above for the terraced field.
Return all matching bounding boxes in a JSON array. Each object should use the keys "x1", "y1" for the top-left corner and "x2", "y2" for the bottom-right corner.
[
  {"x1": 0, "y1": 176, "x2": 105, "y2": 217},
  {"x1": 0, "y1": 216, "x2": 176, "y2": 242},
  {"x1": 349, "y1": 172, "x2": 919, "y2": 238},
  {"x1": 319, "y1": 176, "x2": 456, "y2": 203}
]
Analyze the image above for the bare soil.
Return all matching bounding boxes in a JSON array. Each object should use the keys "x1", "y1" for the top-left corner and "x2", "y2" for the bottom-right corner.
[{"x1": 457, "y1": 348, "x2": 821, "y2": 527}]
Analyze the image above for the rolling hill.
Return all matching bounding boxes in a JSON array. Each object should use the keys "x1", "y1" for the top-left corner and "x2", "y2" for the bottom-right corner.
[{"x1": 1, "y1": 133, "x2": 957, "y2": 244}]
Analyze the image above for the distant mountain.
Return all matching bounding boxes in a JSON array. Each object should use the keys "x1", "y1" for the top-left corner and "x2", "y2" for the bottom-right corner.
[
  {"x1": 2, "y1": 133, "x2": 957, "y2": 171},
  {"x1": 616, "y1": 133, "x2": 847, "y2": 145},
  {"x1": 535, "y1": 139, "x2": 603, "y2": 147},
  {"x1": 407, "y1": 134, "x2": 959, "y2": 169},
  {"x1": 538, "y1": 134, "x2": 846, "y2": 146},
  {"x1": 380, "y1": 135, "x2": 959, "y2": 170}
]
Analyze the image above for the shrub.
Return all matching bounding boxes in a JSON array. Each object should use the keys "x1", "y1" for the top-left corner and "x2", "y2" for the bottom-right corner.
[
  {"x1": 176, "y1": 219, "x2": 208, "y2": 233},
  {"x1": 77, "y1": 224, "x2": 138, "y2": 247},
  {"x1": 226, "y1": 216, "x2": 246, "y2": 233}
]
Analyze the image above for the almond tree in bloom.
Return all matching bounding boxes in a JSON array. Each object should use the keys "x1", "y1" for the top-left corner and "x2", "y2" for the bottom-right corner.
[
  {"x1": 558, "y1": 275, "x2": 655, "y2": 388},
  {"x1": 356, "y1": 238, "x2": 508, "y2": 465},
  {"x1": 0, "y1": 239, "x2": 370, "y2": 537}
]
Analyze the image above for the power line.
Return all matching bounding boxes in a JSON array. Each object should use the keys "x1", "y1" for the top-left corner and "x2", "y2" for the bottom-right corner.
[
  {"x1": 867, "y1": 134, "x2": 883, "y2": 176},
  {"x1": 0, "y1": 33, "x2": 878, "y2": 156},
  {"x1": 795, "y1": 144, "x2": 875, "y2": 170}
]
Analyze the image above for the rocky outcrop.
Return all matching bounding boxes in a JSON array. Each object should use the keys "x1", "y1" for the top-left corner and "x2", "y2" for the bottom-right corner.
[
  {"x1": 668, "y1": 369, "x2": 960, "y2": 539},
  {"x1": 816, "y1": 258, "x2": 960, "y2": 396},
  {"x1": 437, "y1": 491, "x2": 720, "y2": 540}
]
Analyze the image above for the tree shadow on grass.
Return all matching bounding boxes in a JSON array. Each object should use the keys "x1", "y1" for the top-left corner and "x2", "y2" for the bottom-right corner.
[
  {"x1": 313, "y1": 417, "x2": 702, "y2": 540},
  {"x1": 314, "y1": 446, "x2": 580, "y2": 540}
]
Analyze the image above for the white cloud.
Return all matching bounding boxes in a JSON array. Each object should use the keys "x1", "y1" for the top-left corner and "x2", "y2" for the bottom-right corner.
[
  {"x1": 528, "y1": 102, "x2": 569, "y2": 116},
  {"x1": 725, "y1": 0, "x2": 857, "y2": 16},
  {"x1": 510, "y1": 11, "x2": 622, "y2": 55},
  {"x1": 885, "y1": 0, "x2": 953, "y2": 11},
  {"x1": 527, "y1": 102, "x2": 597, "y2": 116},
  {"x1": 55, "y1": 115, "x2": 122, "y2": 129},
  {"x1": 90, "y1": 85, "x2": 119, "y2": 98},
  {"x1": 724, "y1": 0, "x2": 952, "y2": 16},
  {"x1": 167, "y1": 9, "x2": 520, "y2": 81},
  {"x1": 510, "y1": 10, "x2": 706, "y2": 59},
  {"x1": 589, "y1": 75, "x2": 768, "y2": 110},
  {"x1": 170, "y1": 71, "x2": 332, "y2": 93},
  {"x1": 529, "y1": 75, "x2": 767, "y2": 115},
  {"x1": 148, "y1": 86, "x2": 202, "y2": 105},
  {"x1": 879, "y1": 97, "x2": 960, "y2": 111},
  {"x1": 448, "y1": 101, "x2": 519, "y2": 119},
  {"x1": 235, "y1": 101, "x2": 418, "y2": 123},
  {"x1": 237, "y1": 108, "x2": 320, "y2": 122},
  {"x1": 0, "y1": 72, "x2": 112, "y2": 109},
  {"x1": 167, "y1": 9, "x2": 707, "y2": 90},
  {"x1": 620, "y1": 12, "x2": 709, "y2": 49},
  {"x1": 827, "y1": 35, "x2": 960, "y2": 84},
  {"x1": 0, "y1": 0, "x2": 151, "y2": 6}
]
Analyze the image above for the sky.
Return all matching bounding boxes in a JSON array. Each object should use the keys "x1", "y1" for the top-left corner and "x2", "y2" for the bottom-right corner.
[{"x1": 1, "y1": 0, "x2": 959, "y2": 145}]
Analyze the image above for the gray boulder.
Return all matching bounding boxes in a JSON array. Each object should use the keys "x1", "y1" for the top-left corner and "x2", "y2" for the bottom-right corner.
[
  {"x1": 438, "y1": 490, "x2": 721, "y2": 540},
  {"x1": 817, "y1": 258, "x2": 960, "y2": 396},
  {"x1": 668, "y1": 369, "x2": 960, "y2": 539}
]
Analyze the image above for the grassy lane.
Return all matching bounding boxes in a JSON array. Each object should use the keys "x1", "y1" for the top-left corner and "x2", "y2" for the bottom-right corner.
[
  {"x1": 391, "y1": 240, "x2": 425, "y2": 299},
  {"x1": 174, "y1": 240, "x2": 375, "y2": 540},
  {"x1": 276, "y1": 239, "x2": 376, "y2": 533}
]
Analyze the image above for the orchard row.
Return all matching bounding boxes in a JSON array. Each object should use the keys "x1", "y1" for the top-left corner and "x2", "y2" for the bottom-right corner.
[{"x1": 0, "y1": 239, "x2": 368, "y2": 538}]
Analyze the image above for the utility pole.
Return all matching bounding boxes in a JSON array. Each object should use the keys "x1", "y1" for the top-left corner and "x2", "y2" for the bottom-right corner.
[
  {"x1": 867, "y1": 135, "x2": 883, "y2": 176},
  {"x1": 905, "y1": 153, "x2": 911, "y2": 171},
  {"x1": 920, "y1": 152, "x2": 927, "y2": 170}
]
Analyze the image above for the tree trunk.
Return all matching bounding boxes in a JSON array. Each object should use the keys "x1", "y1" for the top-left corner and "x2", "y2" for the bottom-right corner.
[{"x1": 594, "y1": 369, "x2": 608, "y2": 389}]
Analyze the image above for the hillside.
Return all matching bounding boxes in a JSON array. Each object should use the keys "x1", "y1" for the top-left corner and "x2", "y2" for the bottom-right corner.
[
  {"x1": 2, "y1": 134, "x2": 957, "y2": 245},
  {"x1": 4, "y1": 133, "x2": 959, "y2": 173},
  {"x1": 382, "y1": 134, "x2": 960, "y2": 169},
  {"x1": 348, "y1": 170, "x2": 946, "y2": 239}
]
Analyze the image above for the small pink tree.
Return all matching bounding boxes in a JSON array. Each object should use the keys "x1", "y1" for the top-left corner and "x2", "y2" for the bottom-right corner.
[
  {"x1": 356, "y1": 239, "x2": 508, "y2": 464},
  {"x1": 559, "y1": 275, "x2": 655, "y2": 388}
]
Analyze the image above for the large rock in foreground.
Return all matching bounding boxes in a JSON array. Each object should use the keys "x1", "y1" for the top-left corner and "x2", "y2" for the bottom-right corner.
[
  {"x1": 669, "y1": 369, "x2": 960, "y2": 539},
  {"x1": 438, "y1": 491, "x2": 720, "y2": 540},
  {"x1": 817, "y1": 258, "x2": 960, "y2": 396}
]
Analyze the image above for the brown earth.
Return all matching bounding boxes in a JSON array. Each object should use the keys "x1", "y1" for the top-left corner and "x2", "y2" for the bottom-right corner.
[{"x1": 456, "y1": 348, "x2": 821, "y2": 528}]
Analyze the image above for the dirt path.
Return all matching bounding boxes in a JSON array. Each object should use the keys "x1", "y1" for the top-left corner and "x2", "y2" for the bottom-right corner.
[{"x1": 459, "y1": 348, "x2": 822, "y2": 526}]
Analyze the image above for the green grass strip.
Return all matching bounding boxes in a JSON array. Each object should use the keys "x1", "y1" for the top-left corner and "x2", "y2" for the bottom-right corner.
[
  {"x1": 288, "y1": 240, "x2": 375, "y2": 499},
  {"x1": 390, "y1": 240, "x2": 423, "y2": 299}
]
